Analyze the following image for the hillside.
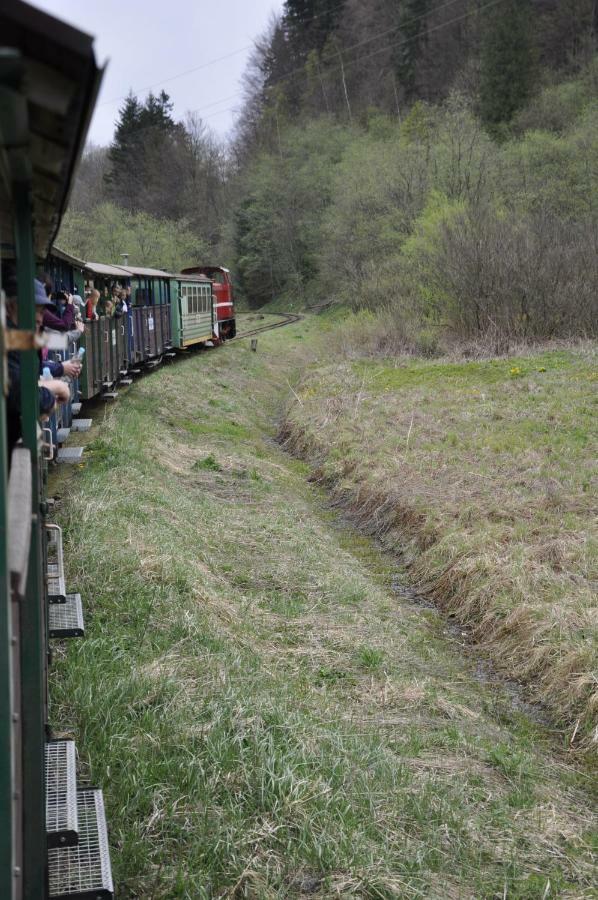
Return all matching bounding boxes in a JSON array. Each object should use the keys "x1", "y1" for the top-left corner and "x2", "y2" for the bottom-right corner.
[{"x1": 58, "y1": 1, "x2": 597, "y2": 349}]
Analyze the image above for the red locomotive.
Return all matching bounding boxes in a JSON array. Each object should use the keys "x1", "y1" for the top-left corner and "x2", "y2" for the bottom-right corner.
[{"x1": 181, "y1": 265, "x2": 236, "y2": 340}]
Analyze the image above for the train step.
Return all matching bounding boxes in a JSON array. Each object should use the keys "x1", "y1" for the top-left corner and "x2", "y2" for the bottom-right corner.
[
  {"x1": 46, "y1": 740, "x2": 78, "y2": 848},
  {"x1": 49, "y1": 593, "x2": 85, "y2": 638},
  {"x1": 71, "y1": 403, "x2": 82, "y2": 415},
  {"x1": 145, "y1": 359, "x2": 160, "y2": 368},
  {"x1": 165, "y1": 351, "x2": 176, "y2": 358},
  {"x1": 102, "y1": 392, "x2": 118, "y2": 400},
  {"x1": 130, "y1": 368, "x2": 141, "y2": 374},
  {"x1": 119, "y1": 369, "x2": 128, "y2": 376},
  {"x1": 119, "y1": 378, "x2": 132, "y2": 385},
  {"x1": 56, "y1": 427, "x2": 70, "y2": 444},
  {"x1": 71, "y1": 419, "x2": 92, "y2": 432},
  {"x1": 47, "y1": 563, "x2": 66, "y2": 603},
  {"x1": 48, "y1": 788, "x2": 114, "y2": 900},
  {"x1": 46, "y1": 525, "x2": 66, "y2": 601},
  {"x1": 57, "y1": 447, "x2": 84, "y2": 464}
]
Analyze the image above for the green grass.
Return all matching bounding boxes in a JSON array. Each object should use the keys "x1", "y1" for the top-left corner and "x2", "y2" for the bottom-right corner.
[
  {"x1": 49, "y1": 323, "x2": 596, "y2": 898},
  {"x1": 284, "y1": 341, "x2": 597, "y2": 740}
]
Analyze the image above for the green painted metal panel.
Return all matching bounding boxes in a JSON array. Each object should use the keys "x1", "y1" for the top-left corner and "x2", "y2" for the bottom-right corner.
[{"x1": 14, "y1": 181, "x2": 45, "y2": 900}]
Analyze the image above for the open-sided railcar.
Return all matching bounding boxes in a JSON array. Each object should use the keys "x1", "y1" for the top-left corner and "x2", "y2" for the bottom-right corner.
[{"x1": 120, "y1": 264, "x2": 173, "y2": 360}]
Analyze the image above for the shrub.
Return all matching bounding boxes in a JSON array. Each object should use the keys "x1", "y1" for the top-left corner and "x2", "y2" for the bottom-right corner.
[{"x1": 399, "y1": 200, "x2": 598, "y2": 341}]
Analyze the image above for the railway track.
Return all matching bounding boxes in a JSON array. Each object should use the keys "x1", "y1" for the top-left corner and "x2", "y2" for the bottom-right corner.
[{"x1": 234, "y1": 312, "x2": 303, "y2": 340}]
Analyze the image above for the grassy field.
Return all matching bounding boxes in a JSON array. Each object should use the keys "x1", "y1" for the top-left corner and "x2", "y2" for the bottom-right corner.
[
  {"x1": 282, "y1": 339, "x2": 597, "y2": 741},
  {"x1": 50, "y1": 318, "x2": 596, "y2": 898}
]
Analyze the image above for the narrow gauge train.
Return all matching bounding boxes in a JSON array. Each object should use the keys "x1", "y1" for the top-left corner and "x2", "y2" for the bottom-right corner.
[
  {"x1": 0, "y1": 2, "x2": 238, "y2": 898},
  {"x1": 45, "y1": 255, "x2": 232, "y2": 405}
]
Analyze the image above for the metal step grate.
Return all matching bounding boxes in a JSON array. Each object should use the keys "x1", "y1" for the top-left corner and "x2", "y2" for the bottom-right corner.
[
  {"x1": 49, "y1": 593, "x2": 85, "y2": 638},
  {"x1": 71, "y1": 419, "x2": 92, "y2": 432},
  {"x1": 48, "y1": 789, "x2": 114, "y2": 899},
  {"x1": 57, "y1": 447, "x2": 84, "y2": 464},
  {"x1": 57, "y1": 427, "x2": 71, "y2": 444},
  {"x1": 71, "y1": 403, "x2": 82, "y2": 415},
  {"x1": 46, "y1": 741, "x2": 78, "y2": 848},
  {"x1": 47, "y1": 563, "x2": 66, "y2": 603}
]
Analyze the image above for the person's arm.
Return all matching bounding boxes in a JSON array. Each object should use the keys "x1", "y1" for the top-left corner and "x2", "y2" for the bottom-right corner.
[
  {"x1": 44, "y1": 359, "x2": 64, "y2": 378},
  {"x1": 41, "y1": 378, "x2": 70, "y2": 404},
  {"x1": 42, "y1": 308, "x2": 68, "y2": 331},
  {"x1": 61, "y1": 302, "x2": 75, "y2": 330}
]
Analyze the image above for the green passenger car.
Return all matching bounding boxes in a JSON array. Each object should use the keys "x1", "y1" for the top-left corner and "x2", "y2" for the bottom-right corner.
[{"x1": 171, "y1": 274, "x2": 214, "y2": 348}]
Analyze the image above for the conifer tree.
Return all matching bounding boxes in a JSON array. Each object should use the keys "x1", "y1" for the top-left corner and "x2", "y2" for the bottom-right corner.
[
  {"x1": 395, "y1": 0, "x2": 430, "y2": 101},
  {"x1": 480, "y1": 0, "x2": 534, "y2": 132},
  {"x1": 105, "y1": 93, "x2": 144, "y2": 207},
  {"x1": 105, "y1": 90, "x2": 179, "y2": 211},
  {"x1": 283, "y1": 0, "x2": 345, "y2": 59}
]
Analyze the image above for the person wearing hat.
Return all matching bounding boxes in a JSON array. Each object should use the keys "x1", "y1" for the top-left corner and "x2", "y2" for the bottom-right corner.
[{"x1": 4, "y1": 277, "x2": 71, "y2": 455}]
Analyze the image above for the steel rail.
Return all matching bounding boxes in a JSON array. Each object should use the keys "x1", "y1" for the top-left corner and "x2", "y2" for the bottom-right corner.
[{"x1": 233, "y1": 313, "x2": 303, "y2": 341}]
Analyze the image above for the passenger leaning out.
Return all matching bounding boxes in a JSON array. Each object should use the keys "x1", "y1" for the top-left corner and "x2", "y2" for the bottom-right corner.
[
  {"x1": 4, "y1": 278, "x2": 71, "y2": 453},
  {"x1": 114, "y1": 290, "x2": 128, "y2": 318},
  {"x1": 85, "y1": 289, "x2": 100, "y2": 320}
]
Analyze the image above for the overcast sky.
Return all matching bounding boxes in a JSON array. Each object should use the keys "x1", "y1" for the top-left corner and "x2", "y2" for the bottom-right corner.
[{"x1": 33, "y1": 0, "x2": 283, "y2": 146}]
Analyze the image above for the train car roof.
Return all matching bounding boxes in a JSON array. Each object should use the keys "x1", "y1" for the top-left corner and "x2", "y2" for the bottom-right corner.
[
  {"x1": 85, "y1": 261, "x2": 131, "y2": 277},
  {"x1": 85, "y1": 262, "x2": 179, "y2": 279},
  {"x1": 50, "y1": 246, "x2": 86, "y2": 268},
  {"x1": 0, "y1": 0, "x2": 103, "y2": 257},
  {"x1": 119, "y1": 265, "x2": 175, "y2": 278}
]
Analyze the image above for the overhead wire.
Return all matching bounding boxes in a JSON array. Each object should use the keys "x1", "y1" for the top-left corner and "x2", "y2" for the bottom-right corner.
[
  {"x1": 96, "y1": 0, "x2": 506, "y2": 143},
  {"x1": 99, "y1": 0, "x2": 350, "y2": 108}
]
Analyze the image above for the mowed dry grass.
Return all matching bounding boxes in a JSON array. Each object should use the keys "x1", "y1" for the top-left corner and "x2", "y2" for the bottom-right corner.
[
  {"x1": 47, "y1": 324, "x2": 598, "y2": 898},
  {"x1": 281, "y1": 344, "x2": 597, "y2": 743}
]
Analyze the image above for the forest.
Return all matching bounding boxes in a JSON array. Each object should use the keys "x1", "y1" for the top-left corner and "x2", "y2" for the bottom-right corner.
[{"x1": 59, "y1": 0, "x2": 598, "y2": 345}]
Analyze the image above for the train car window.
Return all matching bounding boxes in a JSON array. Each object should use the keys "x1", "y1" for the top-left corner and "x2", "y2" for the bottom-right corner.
[{"x1": 211, "y1": 271, "x2": 225, "y2": 284}]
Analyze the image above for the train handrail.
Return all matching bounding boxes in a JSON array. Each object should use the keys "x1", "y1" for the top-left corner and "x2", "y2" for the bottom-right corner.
[
  {"x1": 45, "y1": 524, "x2": 65, "y2": 585},
  {"x1": 42, "y1": 427, "x2": 54, "y2": 462}
]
